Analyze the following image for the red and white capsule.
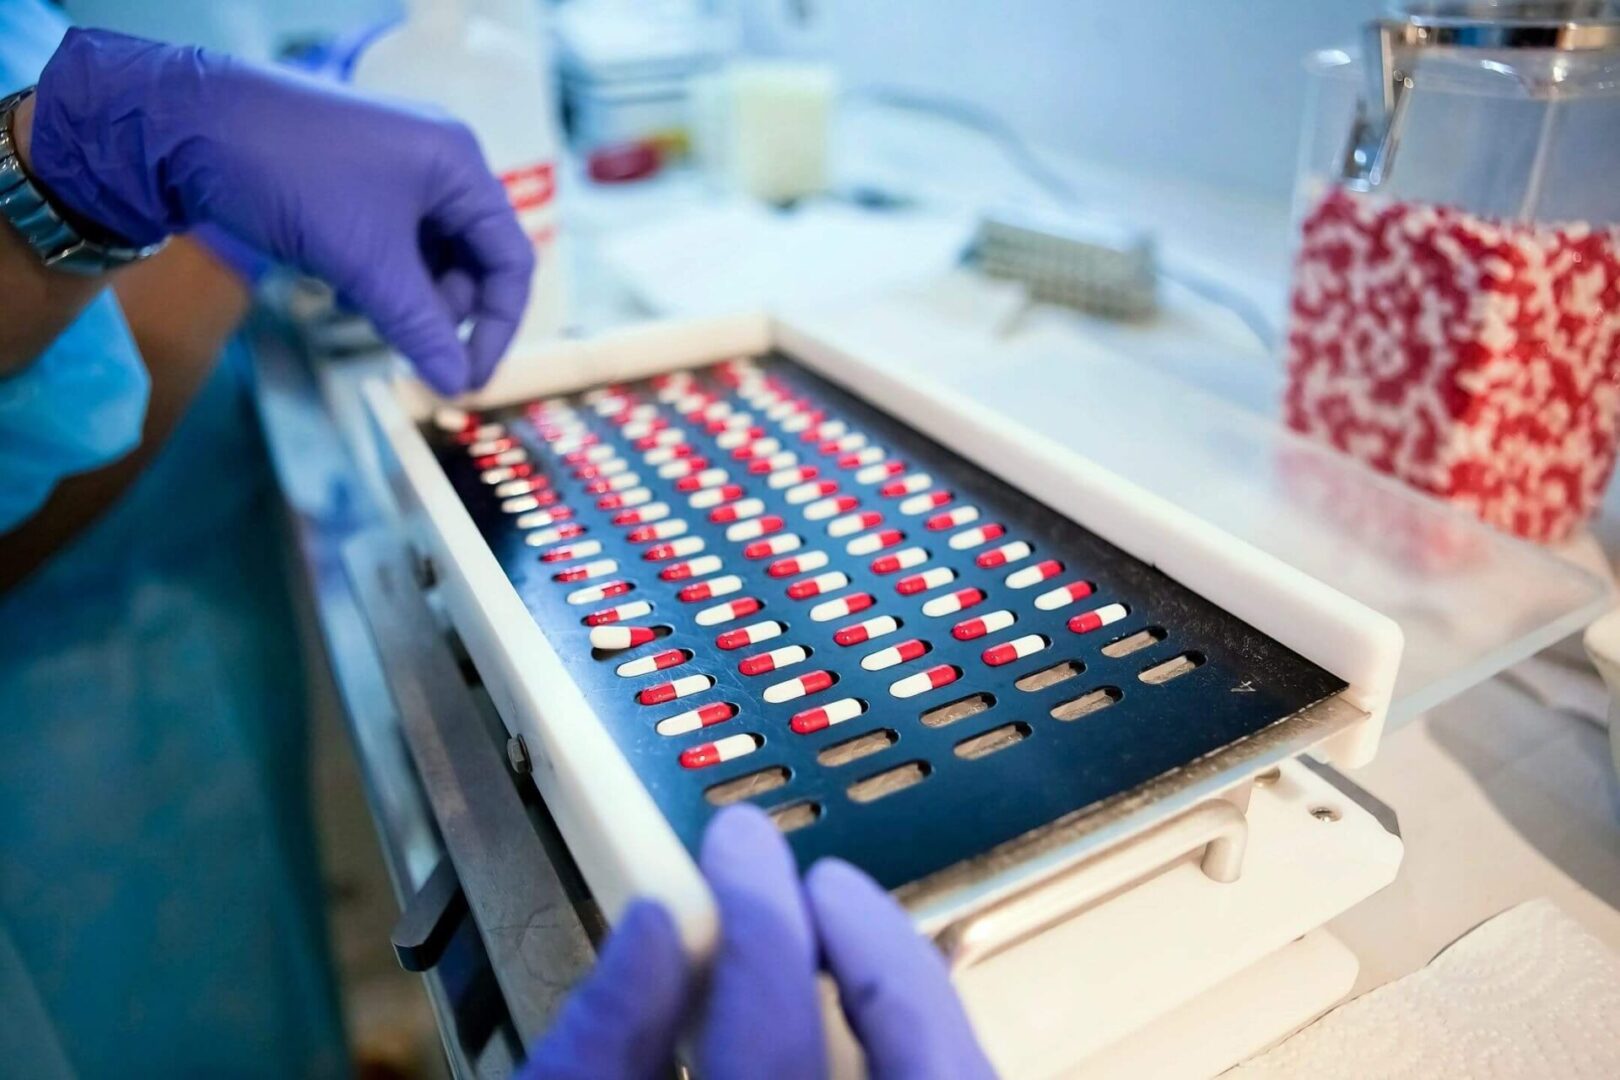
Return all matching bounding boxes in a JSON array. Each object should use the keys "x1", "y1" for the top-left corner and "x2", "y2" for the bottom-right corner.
[
  {"x1": 524, "y1": 523, "x2": 587, "y2": 548},
  {"x1": 787, "y1": 571, "x2": 849, "y2": 600},
  {"x1": 474, "y1": 447, "x2": 528, "y2": 470},
  {"x1": 433, "y1": 406, "x2": 474, "y2": 431},
  {"x1": 695, "y1": 596, "x2": 764, "y2": 627},
  {"x1": 784, "y1": 479, "x2": 839, "y2": 505},
  {"x1": 767, "y1": 464, "x2": 820, "y2": 489},
  {"x1": 1068, "y1": 603, "x2": 1128, "y2": 634},
  {"x1": 643, "y1": 443, "x2": 698, "y2": 467},
  {"x1": 642, "y1": 536, "x2": 705, "y2": 562},
  {"x1": 847, "y1": 528, "x2": 903, "y2": 555},
  {"x1": 502, "y1": 493, "x2": 549, "y2": 514},
  {"x1": 982, "y1": 634, "x2": 1048, "y2": 666},
  {"x1": 833, "y1": 614, "x2": 901, "y2": 646},
  {"x1": 679, "y1": 733, "x2": 760, "y2": 770},
  {"x1": 836, "y1": 444, "x2": 884, "y2": 468},
  {"x1": 730, "y1": 437, "x2": 783, "y2": 461},
  {"x1": 726, "y1": 515, "x2": 785, "y2": 543},
  {"x1": 635, "y1": 428, "x2": 685, "y2": 451},
  {"x1": 895, "y1": 566, "x2": 955, "y2": 595},
  {"x1": 554, "y1": 558, "x2": 618, "y2": 583},
  {"x1": 564, "y1": 444, "x2": 614, "y2": 465},
  {"x1": 495, "y1": 475, "x2": 551, "y2": 498},
  {"x1": 626, "y1": 519, "x2": 687, "y2": 543},
  {"x1": 514, "y1": 506, "x2": 572, "y2": 530},
  {"x1": 715, "y1": 620, "x2": 785, "y2": 650},
  {"x1": 766, "y1": 550, "x2": 828, "y2": 578},
  {"x1": 677, "y1": 574, "x2": 743, "y2": 603},
  {"x1": 1036, "y1": 581, "x2": 1096, "y2": 610},
  {"x1": 466, "y1": 436, "x2": 515, "y2": 458},
  {"x1": 585, "y1": 471, "x2": 640, "y2": 494},
  {"x1": 922, "y1": 587, "x2": 985, "y2": 617},
  {"x1": 585, "y1": 600, "x2": 653, "y2": 626},
  {"x1": 861, "y1": 638, "x2": 929, "y2": 671},
  {"x1": 855, "y1": 459, "x2": 906, "y2": 484},
  {"x1": 715, "y1": 425, "x2": 766, "y2": 450},
  {"x1": 950, "y1": 523, "x2": 1007, "y2": 550},
  {"x1": 763, "y1": 669, "x2": 835, "y2": 704},
  {"x1": 810, "y1": 592, "x2": 875, "y2": 622},
  {"x1": 926, "y1": 505, "x2": 980, "y2": 531},
  {"x1": 588, "y1": 624, "x2": 657, "y2": 650},
  {"x1": 657, "y1": 457, "x2": 711, "y2": 480},
  {"x1": 879, "y1": 473, "x2": 933, "y2": 498},
  {"x1": 743, "y1": 534, "x2": 802, "y2": 559},
  {"x1": 480, "y1": 464, "x2": 530, "y2": 485},
  {"x1": 952, "y1": 609, "x2": 1015, "y2": 641},
  {"x1": 676, "y1": 468, "x2": 730, "y2": 493},
  {"x1": 738, "y1": 645, "x2": 810, "y2": 676},
  {"x1": 889, "y1": 664, "x2": 960, "y2": 699},
  {"x1": 639, "y1": 674, "x2": 714, "y2": 706},
  {"x1": 596, "y1": 488, "x2": 651, "y2": 511},
  {"x1": 657, "y1": 702, "x2": 738, "y2": 738},
  {"x1": 864, "y1": 547, "x2": 922, "y2": 576},
  {"x1": 828, "y1": 510, "x2": 884, "y2": 538},
  {"x1": 621, "y1": 417, "x2": 669, "y2": 440},
  {"x1": 1007, "y1": 560, "x2": 1064, "y2": 589},
  {"x1": 900, "y1": 490, "x2": 953, "y2": 516},
  {"x1": 976, "y1": 540, "x2": 1033, "y2": 569},
  {"x1": 539, "y1": 540, "x2": 604, "y2": 563},
  {"x1": 801, "y1": 419, "x2": 847, "y2": 442},
  {"x1": 789, "y1": 698, "x2": 865, "y2": 735},
  {"x1": 567, "y1": 579, "x2": 632, "y2": 605},
  {"x1": 658, "y1": 554, "x2": 724, "y2": 581},
  {"x1": 804, "y1": 494, "x2": 860, "y2": 521},
  {"x1": 709, "y1": 498, "x2": 765, "y2": 524},
  {"x1": 746, "y1": 451, "x2": 799, "y2": 475},
  {"x1": 612, "y1": 501, "x2": 670, "y2": 526},
  {"x1": 689, "y1": 484, "x2": 745, "y2": 509}
]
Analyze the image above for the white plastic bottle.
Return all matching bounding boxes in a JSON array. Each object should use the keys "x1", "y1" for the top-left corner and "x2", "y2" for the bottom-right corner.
[{"x1": 351, "y1": 0, "x2": 567, "y2": 350}]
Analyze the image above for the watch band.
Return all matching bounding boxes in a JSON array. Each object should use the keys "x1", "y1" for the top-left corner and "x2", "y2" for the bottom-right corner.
[{"x1": 0, "y1": 86, "x2": 164, "y2": 275}]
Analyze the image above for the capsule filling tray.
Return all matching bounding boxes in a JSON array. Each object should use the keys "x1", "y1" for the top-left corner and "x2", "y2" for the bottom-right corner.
[{"x1": 426, "y1": 353, "x2": 1346, "y2": 890}]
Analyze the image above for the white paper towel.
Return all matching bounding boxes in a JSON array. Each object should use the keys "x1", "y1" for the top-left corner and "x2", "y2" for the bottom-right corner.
[{"x1": 1232, "y1": 899, "x2": 1620, "y2": 1078}]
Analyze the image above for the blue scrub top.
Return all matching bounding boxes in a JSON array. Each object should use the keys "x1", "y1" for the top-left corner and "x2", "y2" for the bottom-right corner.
[{"x1": 0, "y1": 4, "x2": 347, "y2": 1075}]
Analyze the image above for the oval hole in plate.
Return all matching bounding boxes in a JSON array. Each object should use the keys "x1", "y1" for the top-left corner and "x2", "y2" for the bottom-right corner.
[
  {"x1": 1101, "y1": 626, "x2": 1165, "y2": 659},
  {"x1": 1050, "y1": 686, "x2": 1123, "y2": 721},
  {"x1": 1139, "y1": 651, "x2": 1206, "y2": 685},
  {"x1": 954, "y1": 722, "x2": 1032, "y2": 761},
  {"x1": 920, "y1": 693, "x2": 994, "y2": 728},
  {"x1": 817, "y1": 728, "x2": 898, "y2": 768},
  {"x1": 847, "y1": 760, "x2": 931, "y2": 803},
  {"x1": 704, "y1": 765, "x2": 791, "y2": 806},
  {"x1": 768, "y1": 800, "x2": 822, "y2": 833},
  {"x1": 1015, "y1": 660, "x2": 1084, "y2": 692}
]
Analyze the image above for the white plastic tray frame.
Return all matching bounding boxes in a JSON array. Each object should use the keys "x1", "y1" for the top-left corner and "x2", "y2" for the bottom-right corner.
[{"x1": 363, "y1": 312, "x2": 1404, "y2": 956}]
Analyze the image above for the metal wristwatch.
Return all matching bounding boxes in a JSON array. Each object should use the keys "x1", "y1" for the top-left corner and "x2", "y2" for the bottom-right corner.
[{"x1": 0, "y1": 86, "x2": 164, "y2": 275}]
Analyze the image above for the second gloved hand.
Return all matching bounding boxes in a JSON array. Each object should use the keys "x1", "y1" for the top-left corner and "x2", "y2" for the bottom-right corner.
[{"x1": 28, "y1": 28, "x2": 534, "y2": 395}]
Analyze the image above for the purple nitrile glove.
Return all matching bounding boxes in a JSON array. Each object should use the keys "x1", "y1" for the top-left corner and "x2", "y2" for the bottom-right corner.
[
  {"x1": 806, "y1": 858, "x2": 998, "y2": 1079},
  {"x1": 29, "y1": 28, "x2": 533, "y2": 395},
  {"x1": 516, "y1": 805, "x2": 826, "y2": 1080},
  {"x1": 696, "y1": 803, "x2": 827, "y2": 1080},
  {"x1": 516, "y1": 899, "x2": 695, "y2": 1080}
]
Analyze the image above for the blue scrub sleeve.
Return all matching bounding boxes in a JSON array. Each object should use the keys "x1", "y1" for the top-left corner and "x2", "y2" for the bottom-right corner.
[{"x1": 0, "y1": 0, "x2": 150, "y2": 533}]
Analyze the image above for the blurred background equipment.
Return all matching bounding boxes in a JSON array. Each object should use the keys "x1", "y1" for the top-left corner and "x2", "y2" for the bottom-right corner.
[{"x1": 1284, "y1": 0, "x2": 1620, "y2": 544}]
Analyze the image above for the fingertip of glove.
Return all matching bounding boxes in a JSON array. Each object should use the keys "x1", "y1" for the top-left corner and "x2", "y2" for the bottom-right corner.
[
  {"x1": 805, "y1": 857, "x2": 877, "y2": 903},
  {"x1": 699, "y1": 803, "x2": 781, "y2": 870}
]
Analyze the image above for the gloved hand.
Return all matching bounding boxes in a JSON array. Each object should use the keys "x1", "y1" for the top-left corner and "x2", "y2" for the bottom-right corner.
[
  {"x1": 807, "y1": 858, "x2": 998, "y2": 1079},
  {"x1": 28, "y1": 28, "x2": 533, "y2": 395},
  {"x1": 517, "y1": 804, "x2": 995, "y2": 1079}
]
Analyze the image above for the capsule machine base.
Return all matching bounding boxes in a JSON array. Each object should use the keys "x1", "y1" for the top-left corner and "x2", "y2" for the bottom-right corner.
[{"x1": 363, "y1": 313, "x2": 1406, "y2": 1077}]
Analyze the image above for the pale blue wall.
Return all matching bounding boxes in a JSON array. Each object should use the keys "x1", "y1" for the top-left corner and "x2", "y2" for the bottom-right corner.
[{"x1": 817, "y1": 0, "x2": 1386, "y2": 200}]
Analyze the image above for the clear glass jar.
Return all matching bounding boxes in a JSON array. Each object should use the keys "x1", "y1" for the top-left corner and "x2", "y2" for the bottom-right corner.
[{"x1": 1284, "y1": 1, "x2": 1620, "y2": 543}]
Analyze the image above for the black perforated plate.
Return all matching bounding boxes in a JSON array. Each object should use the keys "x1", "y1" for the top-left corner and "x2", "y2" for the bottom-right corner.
[{"x1": 424, "y1": 353, "x2": 1346, "y2": 890}]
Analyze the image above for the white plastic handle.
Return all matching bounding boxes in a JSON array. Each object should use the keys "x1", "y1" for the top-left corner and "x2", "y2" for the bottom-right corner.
[{"x1": 936, "y1": 798, "x2": 1248, "y2": 972}]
